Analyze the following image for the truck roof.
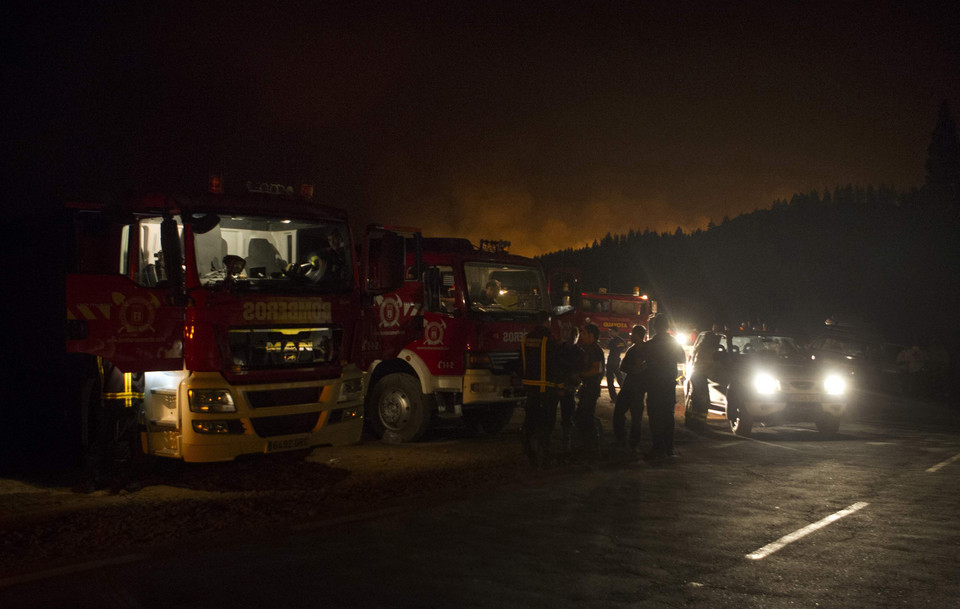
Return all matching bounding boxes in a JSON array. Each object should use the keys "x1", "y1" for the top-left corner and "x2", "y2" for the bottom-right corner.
[{"x1": 419, "y1": 237, "x2": 542, "y2": 266}]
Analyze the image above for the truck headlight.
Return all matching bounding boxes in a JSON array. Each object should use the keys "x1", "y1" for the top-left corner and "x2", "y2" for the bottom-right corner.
[
  {"x1": 823, "y1": 374, "x2": 846, "y2": 396},
  {"x1": 188, "y1": 389, "x2": 236, "y2": 413},
  {"x1": 338, "y1": 377, "x2": 364, "y2": 403},
  {"x1": 753, "y1": 373, "x2": 780, "y2": 395}
]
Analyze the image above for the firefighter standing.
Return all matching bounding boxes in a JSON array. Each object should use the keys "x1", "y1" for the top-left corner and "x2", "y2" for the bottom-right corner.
[
  {"x1": 575, "y1": 324, "x2": 605, "y2": 456},
  {"x1": 74, "y1": 357, "x2": 145, "y2": 494},
  {"x1": 521, "y1": 322, "x2": 562, "y2": 468},
  {"x1": 613, "y1": 324, "x2": 648, "y2": 453},
  {"x1": 557, "y1": 324, "x2": 583, "y2": 453},
  {"x1": 643, "y1": 315, "x2": 686, "y2": 462},
  {"x1": 606, "y1": 327, "x2": 627, "y2": 402}
]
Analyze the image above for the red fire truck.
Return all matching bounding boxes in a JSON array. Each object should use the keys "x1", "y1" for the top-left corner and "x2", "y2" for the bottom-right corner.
[
  {"x1": 579, "y1": 290, "x2": 657, "y2": 345},
  {"x1": 65, "y1": 183, "x2": 405, "y2": 462},
  {"x1": 359, "y1": 237, "x2": 553, "y2": 443},
  {"x1": 547, "y1": 269, "x2": 657, "y2": 346}
]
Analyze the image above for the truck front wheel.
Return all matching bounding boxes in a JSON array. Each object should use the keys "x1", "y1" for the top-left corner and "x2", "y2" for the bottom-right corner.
[{"x1": 367, "y1": 373, "x2": 432, "y2": 443}]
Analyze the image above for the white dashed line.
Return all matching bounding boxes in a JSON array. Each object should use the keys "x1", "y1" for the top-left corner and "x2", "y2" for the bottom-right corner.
[
  {"x1": 745, "y1": 502, "x2": 869, "y2": 560},
  {"x1": 926, "y1": 452, "x2": 960, "y2": 473}
]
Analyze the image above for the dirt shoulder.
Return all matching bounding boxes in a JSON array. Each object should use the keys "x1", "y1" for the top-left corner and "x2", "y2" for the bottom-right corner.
[{"x1": 0, "y1": 422, "x2": 528, "y2": 577}]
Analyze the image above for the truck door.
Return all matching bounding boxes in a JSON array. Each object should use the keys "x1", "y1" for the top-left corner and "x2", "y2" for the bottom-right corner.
[
  {"x1": 66, "y1": 211, "x2": 185, "y2": 372},
  {"x1": 357, "y1": 227, "x2": 421, "y2": 368}
]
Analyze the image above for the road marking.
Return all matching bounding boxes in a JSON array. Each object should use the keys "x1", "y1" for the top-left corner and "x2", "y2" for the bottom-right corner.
[
  {"x1": 0, "y1": 554, "x2": 148, "y2": 589},
  {"x1": 708, "y1": 428, "x2": 802, "y2": 451},
  {"x1": 926, "y1": 452, "x2": 960, "y2": 473},
  {"x1": 742, "y1": 436, "x2": 801, "y2": 451},
  {"x1": 745, "y1": 502, "x2": 869, "y2": 560}
]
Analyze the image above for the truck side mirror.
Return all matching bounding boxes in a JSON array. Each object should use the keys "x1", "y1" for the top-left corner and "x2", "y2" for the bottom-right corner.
[
  {"x1": 160, "y1": 216, "x2": 184, "y2": 290},
  {"x1": 424, "y1": 267, "x2": 441, "y2": 311},
  {"x1": 363, "y1": 228, "x2": 406, "y2": 294}
]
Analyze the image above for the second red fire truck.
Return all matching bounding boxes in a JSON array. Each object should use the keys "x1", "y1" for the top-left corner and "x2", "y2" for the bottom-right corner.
[{"x1": 359, "y1": 238, "x2": 553, "y2": 443}]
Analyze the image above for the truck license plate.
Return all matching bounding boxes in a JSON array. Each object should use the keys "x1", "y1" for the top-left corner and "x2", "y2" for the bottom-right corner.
[
  {"x1": 789, "y1": 393, "x2": 821, "y2": 403},
  {"x1": 266, "y1": 435, "x2": 310, "y2": 453}
]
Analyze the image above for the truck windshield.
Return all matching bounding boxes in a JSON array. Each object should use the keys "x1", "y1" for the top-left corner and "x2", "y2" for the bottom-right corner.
[
  {"x1": 465, "y1": 262, "x2": 547, "y2": 314},
  {"x1": 139, "y1": 215, "x2": 352, "y2": 293}
]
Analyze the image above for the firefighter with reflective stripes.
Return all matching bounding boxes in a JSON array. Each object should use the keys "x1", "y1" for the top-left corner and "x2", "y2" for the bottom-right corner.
[
  {"x1": 73, "y1": 357, "x2": 145, "y2": 494},
  {"x1": 520, "y1": 323, "x2": 561, "y2": 468}
]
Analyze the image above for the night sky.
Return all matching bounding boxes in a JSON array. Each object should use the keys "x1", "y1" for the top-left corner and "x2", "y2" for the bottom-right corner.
[{"x1": 10, "y1": 1, "x2": 960, "y2": 257}]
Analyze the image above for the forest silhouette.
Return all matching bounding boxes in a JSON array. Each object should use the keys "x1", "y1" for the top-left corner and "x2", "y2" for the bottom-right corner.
[{"x1": 539, "y1": 102, "x2": 960, "y2": 346}]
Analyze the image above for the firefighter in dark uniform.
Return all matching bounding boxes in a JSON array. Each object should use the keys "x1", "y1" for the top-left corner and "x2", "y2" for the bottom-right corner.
[
  {"x1": 74, "y1": 357, "x2": 145, "y2": 493},
  {"x1": 557, "y1": 324, "x2": 583, "y2": 453},
  {"x1": 614, "y1": 324, "x2": 648, "y2": 453},
  {"x1": 575, "y1": 323, "x2": 605, "y2": 456},
  {"x1": 606, "y1": 327, "x2": 627, "y2": 402},
  {"x1": 521, "y1": 322, "x2": 562, "y2": 468},
  {"x1": 643, "y1": 315, "x2": 686, "y2": 462}
]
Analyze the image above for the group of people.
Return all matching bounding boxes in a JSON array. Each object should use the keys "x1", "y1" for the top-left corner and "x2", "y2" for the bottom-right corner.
[{"x1": 520, "y1": 313, "x2": 685, "y2": 468}]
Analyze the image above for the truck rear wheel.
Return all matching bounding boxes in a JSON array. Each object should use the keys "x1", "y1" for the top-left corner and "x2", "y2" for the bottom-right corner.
[{"x1": 367, "y1": 373, "x2": 432, "y2": 443}]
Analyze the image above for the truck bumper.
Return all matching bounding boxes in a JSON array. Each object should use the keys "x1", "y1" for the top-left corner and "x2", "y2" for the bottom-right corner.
[
  {"x1": 462, "y1": 369, "x2": 526, "y2": 405},
  {"x1": 145, "y1": 370, "x2": 364, "y2": 463}
]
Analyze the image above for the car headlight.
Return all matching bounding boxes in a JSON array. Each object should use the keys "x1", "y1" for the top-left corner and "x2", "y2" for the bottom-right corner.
[
  {"x1": 188, "y1": 388, "x2": 236, "y2": 413},
  {"x1": 753, "y1": 373, "x2": 780, "y2": 395},
  {"x1": 338, "y1": 377, "x2": 364, "y2": 403},
  {"x1": 823, "y1": 374, "x2": 846, "y2": 396}
]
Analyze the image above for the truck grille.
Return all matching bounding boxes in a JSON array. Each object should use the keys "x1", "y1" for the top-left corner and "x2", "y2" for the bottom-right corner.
[
  {"x1": 249, "y1": 412, "x2": 321, "y2": 437},
  {"x1": 246, "y1": 386, "x2": 321, "y2": 408},
  {"x1": 228, "y1": 326, "x2": 341, "y2": 371},
  {"x1": 488, "y1": 351, "x2": 521, "y2": 374}
]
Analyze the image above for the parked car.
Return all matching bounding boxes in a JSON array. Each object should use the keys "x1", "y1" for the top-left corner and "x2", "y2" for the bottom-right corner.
[{"x1": 684, "y1": 330, "x2": 850, "y2": 436}]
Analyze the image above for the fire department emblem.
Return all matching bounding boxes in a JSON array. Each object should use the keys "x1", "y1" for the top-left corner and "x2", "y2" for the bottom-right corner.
[
  {"x1": 377, "y1": 294, "x2": 402, "y2": 328},
  {"x1": 113, "y1": 291, "x2": 159, "y2": 334},
  {"x1": 423, "y1": 319, "x2": 446, "y2": 346}
]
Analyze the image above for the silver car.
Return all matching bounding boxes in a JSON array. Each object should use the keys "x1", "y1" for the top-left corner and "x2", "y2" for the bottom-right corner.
[{"x1": 684, "y1": 330, "x2": 850, "y2": 435}]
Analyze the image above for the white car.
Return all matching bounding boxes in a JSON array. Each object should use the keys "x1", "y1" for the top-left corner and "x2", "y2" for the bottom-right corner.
[{"x1": 684, "y1": 330, "x2": 850, "y2": 435}]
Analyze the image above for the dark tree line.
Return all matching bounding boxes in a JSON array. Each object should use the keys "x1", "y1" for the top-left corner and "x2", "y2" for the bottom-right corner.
[{"x1": 540, "y1": 102, "x2": 960, "y2": 345}]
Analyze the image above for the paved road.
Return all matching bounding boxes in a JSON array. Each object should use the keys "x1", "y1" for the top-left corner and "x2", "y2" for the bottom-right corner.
[{"x1": 3, "y1": 392, "x2": 958, "y2": 608}]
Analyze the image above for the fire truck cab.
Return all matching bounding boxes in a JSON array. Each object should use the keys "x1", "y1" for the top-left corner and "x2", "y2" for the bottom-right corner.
[
  {"x1": 65, "y1": 185, "x2": 404, "y2": 462},
  {"x1": 360, "y1": 237, "x2": 553, "y2": 443}
]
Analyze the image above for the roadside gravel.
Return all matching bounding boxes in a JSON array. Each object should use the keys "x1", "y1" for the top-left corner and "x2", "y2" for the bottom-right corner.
[{"x1": 0, "y1": 421, "x2": 528, "y2": 577}]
